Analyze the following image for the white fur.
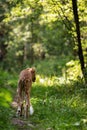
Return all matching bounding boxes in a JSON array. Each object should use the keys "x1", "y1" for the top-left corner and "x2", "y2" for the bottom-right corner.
[
  {"x1": 17, "y1": 106, "x2": 21, "y2": 112},
  {"x1": 30, "y1": 105, "x2": 34, "y2": 115}
]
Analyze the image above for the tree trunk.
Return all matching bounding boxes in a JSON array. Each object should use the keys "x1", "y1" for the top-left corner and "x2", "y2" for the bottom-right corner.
[
  {"x1": 24, "y1": 42, "x2": 27, "y2": 61},
  {"x1": 72, "y1": 0, "x2": 85, "y2": 77}
]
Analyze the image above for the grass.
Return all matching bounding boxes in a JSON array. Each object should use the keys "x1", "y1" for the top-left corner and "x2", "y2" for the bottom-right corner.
[
  {"x1": 0, "y1": 70, "x2": 14, "y2": 130},
  {"x1": 30, "y1": 78, "x2": 87, "y2": 130},
  {"x1": 0, "y1": 58, "x2": 87, "y2": 130}
]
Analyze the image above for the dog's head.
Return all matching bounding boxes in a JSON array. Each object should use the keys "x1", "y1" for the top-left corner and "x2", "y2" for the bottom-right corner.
[{"x1": 29, "y1": 68, "x2": 36, "y2": 82}]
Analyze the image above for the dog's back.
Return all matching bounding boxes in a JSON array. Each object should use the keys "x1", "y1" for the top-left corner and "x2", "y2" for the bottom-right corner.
[
  {"x1": 18, "y1": 69, "x2": 32, "y2": 95},
  {"x1": 19, "y1": 69, "x2": 32, "y2": 82}
]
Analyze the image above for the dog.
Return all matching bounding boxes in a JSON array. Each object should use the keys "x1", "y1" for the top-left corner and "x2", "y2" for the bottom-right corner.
[{"x1": 17, "y1": 67, "x2": 36, "y2": 118}]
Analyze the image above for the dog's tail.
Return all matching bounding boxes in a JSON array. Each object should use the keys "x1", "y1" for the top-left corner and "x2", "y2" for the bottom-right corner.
[{"x1": 30, "y1": 105, "x2": 34, "y2": 115}]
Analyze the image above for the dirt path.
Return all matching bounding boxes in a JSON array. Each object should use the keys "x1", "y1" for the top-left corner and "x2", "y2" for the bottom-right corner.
[
  {"x1": 12, "y1": 117, "x2": 36, "y2": 130},
  {"x1": 11, "y1": 96, "x2": 37, "y2": 130}
]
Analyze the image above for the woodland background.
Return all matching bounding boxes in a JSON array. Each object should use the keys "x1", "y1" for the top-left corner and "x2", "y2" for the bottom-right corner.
[{"x1": 0, "y1": 0, "x2": 87, "y2": 130}]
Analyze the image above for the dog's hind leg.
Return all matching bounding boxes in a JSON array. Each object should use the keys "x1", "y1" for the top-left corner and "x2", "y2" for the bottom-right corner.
[
  {"x1": 17, "y1": 80, "x2": 23, "y2": 117},
  {"x1": 24, "y1": 80, "x2": 31, "y2": 118}
]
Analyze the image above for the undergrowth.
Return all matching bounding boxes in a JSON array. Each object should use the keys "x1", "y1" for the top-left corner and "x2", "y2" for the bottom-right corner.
[{"x1": 0, "y1": 58, "x2": 87, "y2": 130}]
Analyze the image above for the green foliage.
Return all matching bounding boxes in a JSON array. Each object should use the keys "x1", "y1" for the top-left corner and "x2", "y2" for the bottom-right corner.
[
  {"x1": 0, "y1": 0, "x2": 87, "y2": 129},
  {"x1": 0, "y1": 70, "x2": 15, "y2": 130},
  {"x1": 0, "y1": 0, "x2": 86, "y2": 71},
  {"x1": 0, "y1": 57, "x2": 87, "y2": 129},
  {"x1": 66, "y1": 60, "x2": 82, "y2": 81}
]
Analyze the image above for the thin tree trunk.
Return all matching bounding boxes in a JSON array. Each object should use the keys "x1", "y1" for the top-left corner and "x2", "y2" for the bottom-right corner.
[
  {"x1": 24, "y1": 42, "x2": 27, "y2": 61},
  {"x1": 30, "y1": 20, "x2": 34, "y2": 64},
  {"x1": 72, "y1": 0, "x2": 85, "y2": 76}
]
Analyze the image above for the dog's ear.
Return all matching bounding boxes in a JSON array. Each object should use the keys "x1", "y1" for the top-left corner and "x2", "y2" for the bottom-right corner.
[
  {"x1": 30, "y1": 68, "x2": 35, "y2": 74},
  {"x1": 30, "y1": 68, "x2": 36, "y2": 82}
]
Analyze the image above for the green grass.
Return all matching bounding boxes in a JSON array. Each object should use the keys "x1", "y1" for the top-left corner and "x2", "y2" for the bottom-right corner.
[
  {"x1": 0, "y1": 58, "x2": 87, "y2": 130},
  {"x1": 0, "y1": 69, "x2": 17, "y2": 130},
  {"x1": 30, "y1": 78, "x2": 87, "y2": 130}
]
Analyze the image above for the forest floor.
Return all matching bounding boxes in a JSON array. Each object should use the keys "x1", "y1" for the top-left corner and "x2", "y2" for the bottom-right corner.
[
  {"x1": 11, "y1": 95, "x2": 38, "y2": 130},
  {"x1": 0, "y1": 58, "x2": 87, "y2": 130},
  {"x1": 11, "y1": 78, "x2": 87, "y2": 130}
]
